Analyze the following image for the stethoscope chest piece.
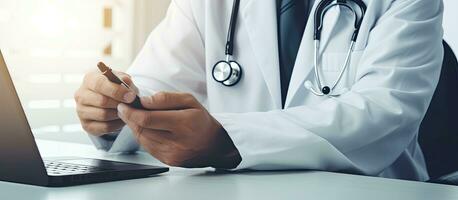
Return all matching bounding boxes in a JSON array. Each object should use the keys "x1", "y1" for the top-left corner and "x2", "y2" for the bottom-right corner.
[{"x1": 212, "y1": 60, "x2": 242, "y2": 86}]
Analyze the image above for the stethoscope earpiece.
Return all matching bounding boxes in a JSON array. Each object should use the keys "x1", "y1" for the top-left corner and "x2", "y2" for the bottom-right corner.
[
  {"x1": 304, "y1": 80, "x2": 349, "y2": 97},
  {"x1": 321, "y1": 86, "x2": 331, "y2": 95},
  {"x1": 307, "y1": 0, "x2": 366, "y2": 97}
]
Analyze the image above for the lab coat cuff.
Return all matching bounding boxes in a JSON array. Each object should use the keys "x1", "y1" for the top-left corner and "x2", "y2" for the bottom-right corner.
[
  {"x1": 89, "y1": 127, "x2": 140, "y2": 153},
  {"x1": 212, "y1": 113, "x2": 253, "y2": 170},
  {"x1": 89, "y1": 131, "x2": 120, "y2": 151}
]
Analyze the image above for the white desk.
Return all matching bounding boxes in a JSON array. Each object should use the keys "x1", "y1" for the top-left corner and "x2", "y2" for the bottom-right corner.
[{"x1": 1, "y1": 140, "x2": 458, "y2": 200}]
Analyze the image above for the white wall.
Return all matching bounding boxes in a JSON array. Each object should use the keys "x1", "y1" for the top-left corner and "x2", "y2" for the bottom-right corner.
[
  {"x1": 132, "y1": 0, "x2": 171, "y2": 55},
  {"x1": 444, "y1": 0, "x2": 458, "y2": 51}
]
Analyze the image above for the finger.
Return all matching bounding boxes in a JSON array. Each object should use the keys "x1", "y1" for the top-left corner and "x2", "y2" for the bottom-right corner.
[
  {"x1": 132, "y1": 131, "x2": 168, "y2": 164},
  {"x1": 141, "y1": 92, "x2": 200, "y2": 110},
  {"x1": 114, "y1": 72, "x2": 133, "y2": 86},
  {"x1": 75, "y1": 89, "x2": 119, "y2": 109},
  {"x1": 83, "y1": 72, "x2": 137, "y2": 104},
  {"x1": 82, "y1": 119, "x2": 125, "y2": 136},
  {"x1": 124, "y1": 118, "x2": 173, "y2": 159},
  {"x1": 117, "y1": 103, "x2": 179, "y2": 131},
  {"x1": 120, "y1": 75, "x2": 139, "y2": 94},
  {"x1": 77, "y1": 105, "x2": 119, "y2": 122},
  {"x1": 124, "y1": 119, "x2": 172, "y2": 144},
  {"x1": 124, "y1": 119, "x2": 182, "y2": 167}
]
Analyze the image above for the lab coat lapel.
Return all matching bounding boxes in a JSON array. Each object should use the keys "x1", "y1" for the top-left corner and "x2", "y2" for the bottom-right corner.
[
  {"x1": 240, "y1": 0, "x2": 282, "y2": 109},
  {"x1": 285, "y1": 1, "x2": 341, "y2": 108}
]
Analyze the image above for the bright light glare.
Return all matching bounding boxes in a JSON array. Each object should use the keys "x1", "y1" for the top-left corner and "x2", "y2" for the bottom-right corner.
[
  {"x1": 29, "y1": 100, "x2": 61, "y2": 109},
  {"x1": 32, "y1": 126, "x2": 60, "y2": 134},
  {"x1": 0, "y1": 0, "x2": 139, "y2": 140},
  {"x1": 62, "y1": 124, "x2": 83, "y2": 133},
  {"x1": 31, "y1": 5, "x2": 66, "y2": 37},
  {"x1": 0, "y1": 9, "x2": 12, "y2": 23}
]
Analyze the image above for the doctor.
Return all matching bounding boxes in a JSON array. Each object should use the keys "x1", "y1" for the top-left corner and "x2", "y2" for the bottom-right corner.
[{"x1": 74, "y1": 0, "x2": 444, "y2": 180}]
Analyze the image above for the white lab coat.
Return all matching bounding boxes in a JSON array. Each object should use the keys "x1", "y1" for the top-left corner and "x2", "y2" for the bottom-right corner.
[{"x1": 91, "y1": 0, "x2": 444, "y2": 181}]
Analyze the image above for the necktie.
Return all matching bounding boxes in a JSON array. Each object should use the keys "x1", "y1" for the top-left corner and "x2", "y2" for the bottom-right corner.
[{"x1": 277, "y1": 0, "x2": 310, "y2": 107}]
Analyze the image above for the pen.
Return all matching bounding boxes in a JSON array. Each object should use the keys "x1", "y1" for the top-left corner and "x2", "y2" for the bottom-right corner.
[{"x1": 97, "y1": 62, "x2": 144, "y2": 109}]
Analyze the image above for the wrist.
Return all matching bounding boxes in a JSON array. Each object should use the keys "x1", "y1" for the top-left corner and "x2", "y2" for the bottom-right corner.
[
  {"x1": 213, "y1": 149, "x2": 242, "y2": 169},
  {"x1": 210, "y1": 127, "x2": 242, "y2": 169}
]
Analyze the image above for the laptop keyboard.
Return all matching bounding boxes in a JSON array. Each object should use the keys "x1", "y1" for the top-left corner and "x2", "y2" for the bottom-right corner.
[{"x1": 44, "y1": 161, "x2": 110, "y2": 175}]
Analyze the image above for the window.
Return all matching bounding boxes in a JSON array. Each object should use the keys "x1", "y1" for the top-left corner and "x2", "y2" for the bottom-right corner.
[{"x1": 0, "y1": 0, "x2": 170, "y2": 143}]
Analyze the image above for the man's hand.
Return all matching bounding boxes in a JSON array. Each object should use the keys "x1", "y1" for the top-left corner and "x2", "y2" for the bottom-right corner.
[
  {"x1": 75, "y1": 70, "x2": 139, "y2": 136},
  {"x1": 117, "y1": 92, "x2": 241, "y2": 168}
]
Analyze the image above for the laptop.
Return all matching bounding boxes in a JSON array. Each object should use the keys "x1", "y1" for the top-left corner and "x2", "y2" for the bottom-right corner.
[{"x1": 0, "y1": 51, "x2": 169, "y2": 187}]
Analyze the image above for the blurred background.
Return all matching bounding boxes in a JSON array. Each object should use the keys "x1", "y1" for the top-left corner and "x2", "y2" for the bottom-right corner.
[
  {"x1": 0, "y1": 0, "x2": 171, "y2": 143},
  {"x1": 0, "y1": 0, "x2": 456, "y2": 144}
]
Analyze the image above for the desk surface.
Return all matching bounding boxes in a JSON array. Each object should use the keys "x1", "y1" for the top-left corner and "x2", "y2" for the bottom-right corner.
[{"x1": 1, "y1": 140, "x2": 457, "y2": 200}]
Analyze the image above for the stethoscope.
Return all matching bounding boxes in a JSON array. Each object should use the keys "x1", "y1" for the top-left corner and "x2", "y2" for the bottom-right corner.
[
  {"x1": 212, "y1": 0, "x2": 242, "y2": 86},
  {"x1": 305, "y1": 0, "x2": 366, "y2": 96},
  {"x1": 212, "y1": 0, "x2": 367, "y2": 96}
]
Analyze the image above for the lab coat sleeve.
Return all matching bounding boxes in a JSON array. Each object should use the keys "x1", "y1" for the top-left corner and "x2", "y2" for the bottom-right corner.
[
  {"x1": 214, "y1": 0, "x2": 444, "y2": 175},
  {"x1": 89, "y1": 0, "x2": 206, "y2": 153},
  {"x1": 126, "y1": 0, "x2": 206, "y2": 103}
]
